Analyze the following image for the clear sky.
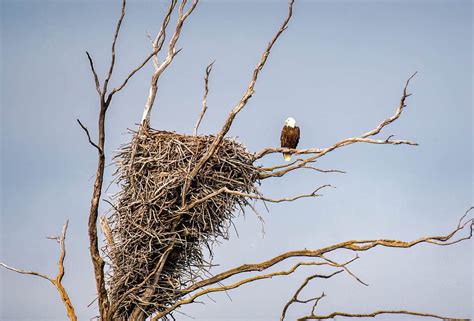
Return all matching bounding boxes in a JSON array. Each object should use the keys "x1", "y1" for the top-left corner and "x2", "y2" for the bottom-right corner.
[{"x1": 1, "y1": 0, "x2": 472, "y2": 320}]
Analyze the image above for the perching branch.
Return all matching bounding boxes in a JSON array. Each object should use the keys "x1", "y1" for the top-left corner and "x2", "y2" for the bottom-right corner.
[
  {"x1": 194, "y1": 60, "x2": 215, "y2": 135},
  {"x1": 1, "y1": 221, "x2": 77, "y2": 321},
  {"x1": 256, "y1": 72, "x2": 418, "y2": 179},
  {"x1": 181, "y1": 0, "x2": 295, "y2": 206}
]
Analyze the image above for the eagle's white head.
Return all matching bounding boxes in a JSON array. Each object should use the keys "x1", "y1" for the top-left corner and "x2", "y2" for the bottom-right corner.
[{"x1": 285, "y1": 117, "x2": 296, "y2": 128}]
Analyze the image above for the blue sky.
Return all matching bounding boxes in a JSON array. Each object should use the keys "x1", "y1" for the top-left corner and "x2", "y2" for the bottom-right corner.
[{"x1": 1, "y1": 0, "x2": 472, "y2": 320}]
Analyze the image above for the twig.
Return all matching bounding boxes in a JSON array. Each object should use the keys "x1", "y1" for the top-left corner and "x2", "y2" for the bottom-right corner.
[
  {"x1": 108, "y1": 0, "x2": 178, "y2": 103},
  {"x1": 281, "y1": 273, "x2": 339, "y2": 321},
  {"x1": 319, "y1": 255, "x2": 368, "y2": 286},
  {"x1": 141, "y1": 0, "x2": 199, "y2": 128},
  {"x1": 151, "y1": 262, "x2": 344, "y2": 321},
  {"x1": 194, "y1": 60, "x2": 214, "y2": 135},
  {"x1": 77, "y1": 119, "x2": 102, "y2": 154},
  {"x1": 298, "y1": 309, "x2": 469, "y2": 320},
  {"x1": 85, "y1": 51, "x2": 101, "y2": 95},
  {"x1": 150, "y1": 213, "x2": 472, "y2": 319},
  {"x1": 183, "y1": 184, "x2": 331, "y2": 211},
  {"x1": 255, "y1": 72, "x2": 418, "y2": 180},
  {"x1": 1, "y1": 221, "x2": 77, "y2": 321},
  {"x1": 103, "y1": 0, "x2": 126, "y2": 94},
  {"x1": 0, "y1": 263, "x2": 52, "y2": 282},
  {"x1": 181, "y1": 0, "x2": 295, "y2": 206}
]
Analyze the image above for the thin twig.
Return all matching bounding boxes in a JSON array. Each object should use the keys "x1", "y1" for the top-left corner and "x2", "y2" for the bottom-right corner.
[
  {"x1": 150, "y1": 213, "x2": 472, "y2": 319},
  {"x1": 141, "y1": 0, "x2": 199, "y2": 128},
  {"x1": 1, "y1": 221, "x2": 77, "y2": 321},
  {"x1": 85, "y1": 51, "x2": 101, "y2": 95},
  {"x1": 298, "y1": 309, "x2": 469, "y2": 320},
  {"x1": 281, "y1": 272, "x2": 340, "y2": 321},
  {"x1": 77, "y1": 119, "x2": 102, "y2": 154},
  {"x1": 103, "y1": 0, "x2": 126, "y2": 94},
  {"x1": 181, "y1": 0, "x2": 295, "y2": 206},
  {"x1": 194, "y1": 60, "x2": 214, "y2": 135}
]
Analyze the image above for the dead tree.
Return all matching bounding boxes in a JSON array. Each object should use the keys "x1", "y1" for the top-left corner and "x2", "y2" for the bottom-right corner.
[{"x1": 1, "y1": 1, "x2": 472, "y2": 321}]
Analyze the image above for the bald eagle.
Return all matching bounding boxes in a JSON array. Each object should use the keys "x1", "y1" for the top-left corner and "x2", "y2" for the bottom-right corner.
[{"x1": 280, "y1": 117, "x2": 300, "y2": 161}]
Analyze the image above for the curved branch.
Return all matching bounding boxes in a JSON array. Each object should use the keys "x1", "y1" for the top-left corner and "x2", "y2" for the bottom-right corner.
[
  {"x1": 194, "y1": 60, "x2": 214, "y2": 135},
  {"x1": 107, "y1": 0, "x2": 178, "y2": 103},
  {"x1": 151, "y1": 212, "x2": 473, "y2": 319},
  {"x1": 141, "y1": 0, "x2": 198, "y2": 127},
  {"x1": 85, "y1": 51, "x2": 101, "y2": 95},
  {"x1": 77, "y1": 119, "x2": 102, "y2": 154},
  {"x1": 181, "y1": 0, "x2": 296, "y2": 205},
  {"x1": 1, "y1": 221, "x2": 77, "y2": 321},
  {"x1": 0, "y1": 262, "x2": 52, "y2": 283},
  {"x1": 151, "y1": 262, "x2": 345, "y2": 321},
  {"x1": 298, "y1": 310, "x2": 468, "y2": 320},
  {"x1": 254, "y1": 72, "x2": 418, "y2": 180},
  {"x1": 103, "y1": 0, "x2": 127, "y2": 94},
  {"x1": 183, "y1": 184, "x2": 332, "y2": 211}
]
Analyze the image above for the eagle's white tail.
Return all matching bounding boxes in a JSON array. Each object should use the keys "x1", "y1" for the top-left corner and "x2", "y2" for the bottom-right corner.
[{"x1": 283, "y1": 153, "x2": 291, "y2": 161}]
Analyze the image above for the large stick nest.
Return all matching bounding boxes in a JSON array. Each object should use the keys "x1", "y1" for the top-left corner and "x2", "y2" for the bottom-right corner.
[{"x1": 106, "y1": 129, "x2": 260, "y2": 319}]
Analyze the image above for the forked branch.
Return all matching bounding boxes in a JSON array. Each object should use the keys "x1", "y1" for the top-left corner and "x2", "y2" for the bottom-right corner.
[
  {"x1": 182, "y1": 184, "x2": 332, "y2": 212},
  {"x1": 285, "y1": 273, "x2": 467, "y2": 321},
  {"x1": 150, "y1": 211, "x2": 473, "y2": 319},
  {"x1": 1, "y1": 221, "x2": 77, "y2": 321},
  {"x1": 298, "y1": 309, "x2": 469, "y2": 321},
  {"x1": 181, "y1": 0, "x2": 296, "y2": 206},
  {"x1": 194, "y1": 60, "x2": 215, "y2": 135},
  {"x1": 256, "y1": 72, "x2": 418, "y2": 179},
  {"x1": 141, "y1": 0, "x2": 199, "y2": 128}
]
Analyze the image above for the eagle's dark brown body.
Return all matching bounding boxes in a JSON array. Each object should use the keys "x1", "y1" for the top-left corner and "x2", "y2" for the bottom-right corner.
[{"x1": 280, "y1": 125, "x2": 300, "y2": 160}]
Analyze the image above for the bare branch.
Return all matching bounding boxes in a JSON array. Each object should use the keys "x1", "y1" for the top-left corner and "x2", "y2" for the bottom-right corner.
[
  {"x1": 0, "y1": 262, "x2": 52, "y2": 283},
  {"x1": 194, "y1": 60, "x2": 215, "y2": 135},
  {"x1": 319, "y1": 254, "x2": 368, "y2": 286},
  {"x1": 310, "y1": 293, "x2": 326, "y2": 316},
  {"x1": 361, "y1": 72, "x2": 417, "y2": 139},
  {"x1": 254, "y1": 73, "x2": 418, "y2": 180},
  {"x1": 1, "y1": 221, "x2": 77, "y2": 321},
  {"x1": 56, "y1": 220, "x2": 69, "y2": 283},
  {"x1": 281, "y1": 274, "x2": 337, "y2": 321},
  {"x1": 148, "y1": 213, "x2": 472, "y2": 320},
  {"x1": 298, "y1": 309, "x2": 468, "y2": 320},
  {"x1": 183, "y1": 184, "x2": 332, "y2": 212},
  {"x1": 180, "y1": 213, "x2": 472, "y2": 300},
  {"x1": 103, "y1": 0, "x2": 127, "y2": 94},
  {"x1": 141, "y1": 0, "x2": 199, "y2": 128},
  {"x1": 77, "y1": 119, "x2": 102, "y2": 154},
  {"x1": 151, "y1": 262, "x2": 344, "y2": 321},
  {"x1": 260, "y1": 158, "x2": 345, "y2": 175},
  {"x1": 255, "y1": 135, "x2": 418, "y2": 161},
  {"x1": 85, "y1": 51, "x2": 101, "y2": 95},
  {"x1": 281, "y1": 256, "x2": 362, "y2": 321},
  {"x1": 107, "y1": 0, "x2": 178, "y2": 102},
  {"x1": 181, "y1": 0, "x2": 295, "y2": 206}
]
